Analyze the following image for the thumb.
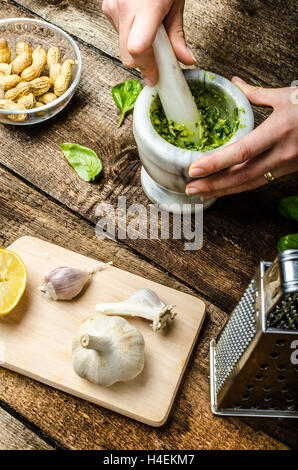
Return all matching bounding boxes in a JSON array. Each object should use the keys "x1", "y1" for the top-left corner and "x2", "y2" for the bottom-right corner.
[
  {"x1": 164, "y1": 2, "x2": 196, "y2": 65},
  {"x1": 232, "y1": 76, "x2": 281, "y2": 107}
]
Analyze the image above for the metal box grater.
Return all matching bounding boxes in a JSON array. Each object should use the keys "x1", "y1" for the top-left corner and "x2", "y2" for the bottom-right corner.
[{"x1": 210, "y1": 249, "x2": 298, "y2": 418}]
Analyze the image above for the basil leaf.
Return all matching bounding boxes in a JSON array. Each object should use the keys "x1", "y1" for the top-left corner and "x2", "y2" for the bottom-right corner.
[
  {"x1": 278, "y1": 196, "x2": 298, "y2": 221},
  {"x1": 112, "y1": 80, "x2": 142, "y2": 128},
  {"x1": 277, "y1": 234, "x2": 298, "y2": 252},
  {"x1": 61, "y1": 143, "x2": 102, "y2": 182}
]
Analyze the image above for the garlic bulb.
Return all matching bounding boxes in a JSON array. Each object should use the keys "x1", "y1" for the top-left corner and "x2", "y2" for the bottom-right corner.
[
  {"x1": 72, "y1": 313, "x2": 145, "y2": 386},
  {"x1": 96, "y1": 288, "x2": 177, "y2": 331},
  {"x1": 39, "y1": 262, "x2": 112, "y2": 300}
]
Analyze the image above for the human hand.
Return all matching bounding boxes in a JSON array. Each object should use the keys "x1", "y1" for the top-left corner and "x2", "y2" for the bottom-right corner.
[
  {"x1": 186, "y1": 78, "x2": 298, "y2": 201},
  {"x1": 102, "y1": 0, "x2": 196, "y2": 86}
]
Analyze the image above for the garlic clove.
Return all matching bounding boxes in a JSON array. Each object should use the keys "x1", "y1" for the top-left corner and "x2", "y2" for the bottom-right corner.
[
  {"x1": 39, "y1": 261, "x2": 112, "y2": 301},
  {"x1": 72, "y1": 313, "x2": 145, "y2": 386},
  {"x1": 96, "y1": 288, "x2": 177, "y2": 331},
  {"x1": 40, "y1": 266, "x2": 90, "y2": 300}
]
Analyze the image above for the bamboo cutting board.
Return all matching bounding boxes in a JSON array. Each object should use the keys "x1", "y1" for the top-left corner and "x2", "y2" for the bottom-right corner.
[{"x1": 0, "y1": 237, "x2": 206, "y2": 426}]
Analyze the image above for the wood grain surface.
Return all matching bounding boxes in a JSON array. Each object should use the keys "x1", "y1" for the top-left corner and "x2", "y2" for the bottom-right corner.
[
  {"x1": 0, "y1": 0, "x2": 297, "y2": 450},
  {"x1": 0, "y1": 168, "x2": 292, "y2": 450},
  {"x1": 0, "y1": 406, "x2": 54, "y2": 450},
  {"x1": 0, "y1": 1, "x2": 296, "y2": 313}
]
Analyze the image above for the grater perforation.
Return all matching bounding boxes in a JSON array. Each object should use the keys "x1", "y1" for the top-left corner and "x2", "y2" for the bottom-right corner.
[
  {"x1": 210, "y1": 250, "x2": 298, "y2": 418},
  {"x1": 215, "y1": 280, "x2": 257, "y2": 393}
]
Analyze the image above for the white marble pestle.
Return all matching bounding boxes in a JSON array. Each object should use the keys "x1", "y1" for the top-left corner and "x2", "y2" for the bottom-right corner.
[{"x1": 152, "y1": 24, "x2": 202, "y2": 144}]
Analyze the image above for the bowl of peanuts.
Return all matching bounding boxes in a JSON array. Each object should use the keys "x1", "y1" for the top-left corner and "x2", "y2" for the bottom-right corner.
[{"x1": 0, "y1": 18, "x2": 81, "y2": 125}]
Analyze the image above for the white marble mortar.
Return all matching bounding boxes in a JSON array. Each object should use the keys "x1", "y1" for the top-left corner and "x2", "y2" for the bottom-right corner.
[{"x1": 133, "y1": 69, "x2": 254, "y2": 213}]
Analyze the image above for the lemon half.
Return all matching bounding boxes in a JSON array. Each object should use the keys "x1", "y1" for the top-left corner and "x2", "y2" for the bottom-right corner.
[{"x1": 0, "y1": 249, "x2": 27, "y2": 315}]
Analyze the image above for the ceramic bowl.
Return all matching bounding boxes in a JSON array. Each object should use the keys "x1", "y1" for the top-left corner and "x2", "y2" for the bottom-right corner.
[{"x1": 133, "y1": 69, "x2": 254, "y2": 213}]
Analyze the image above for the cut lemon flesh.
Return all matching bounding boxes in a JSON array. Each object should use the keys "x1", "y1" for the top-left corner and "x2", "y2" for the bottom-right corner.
[{"x1": 0, "y1": 249, "x2": 27, "y2": 315}]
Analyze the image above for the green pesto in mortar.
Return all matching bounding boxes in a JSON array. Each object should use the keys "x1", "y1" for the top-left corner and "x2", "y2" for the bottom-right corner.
[{"x1": 150, "y1": 84, "x2": 242, "y2": 151}]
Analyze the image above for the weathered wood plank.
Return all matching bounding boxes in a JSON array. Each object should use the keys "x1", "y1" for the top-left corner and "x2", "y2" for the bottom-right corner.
[
  {"x1": 0, "y1": 2, "x2": 297, "y2": 314},
  {"x1": 0, "y1": 0, "x2": 296, "y2": 451},
  {"x1": 15, "y1": 0, "x2": 297, "y2": 88},
  {"x1": 0, "y1": 167, "x2": 292, "y2": 450},
  {"x1": 0, "y1": 407, "x2": 54, "y2": 450},
  {"x1": 12, "y1": 0, "x2": 121, "y2": 63}
]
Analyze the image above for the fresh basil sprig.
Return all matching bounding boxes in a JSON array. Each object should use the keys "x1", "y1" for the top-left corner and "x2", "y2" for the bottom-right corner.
[
  {"x1": 112, "y1": 80, "x2": 142, "y2": 128},
  {"x1": 278, "y1": 196, "x2": 298, "y2": 221},
  {"x1": 277, "y1": 234, "x2": 298, "y2": 252},
  {"x1": 61, "y1": 143, "x2": 102, "y2": 182}
]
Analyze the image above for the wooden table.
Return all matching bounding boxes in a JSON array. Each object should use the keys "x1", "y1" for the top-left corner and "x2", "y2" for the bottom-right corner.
[{"x1": 0, "y1": 0, "x2": 297, "y2": 450}]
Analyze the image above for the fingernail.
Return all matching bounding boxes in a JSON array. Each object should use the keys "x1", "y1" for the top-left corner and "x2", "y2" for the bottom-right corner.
[
  {"x1": 187, "y1": 48, "x2": 197, "y2": 63},
  {"x1": 145, "y1": 78, "x2": 153, "y2": 87},
  {"x1": 185, "y1": 187, "x2": 199, "y2": 196},
  {"x1": 189, "y1": 167, "x2": 205, "y2": 177}
]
